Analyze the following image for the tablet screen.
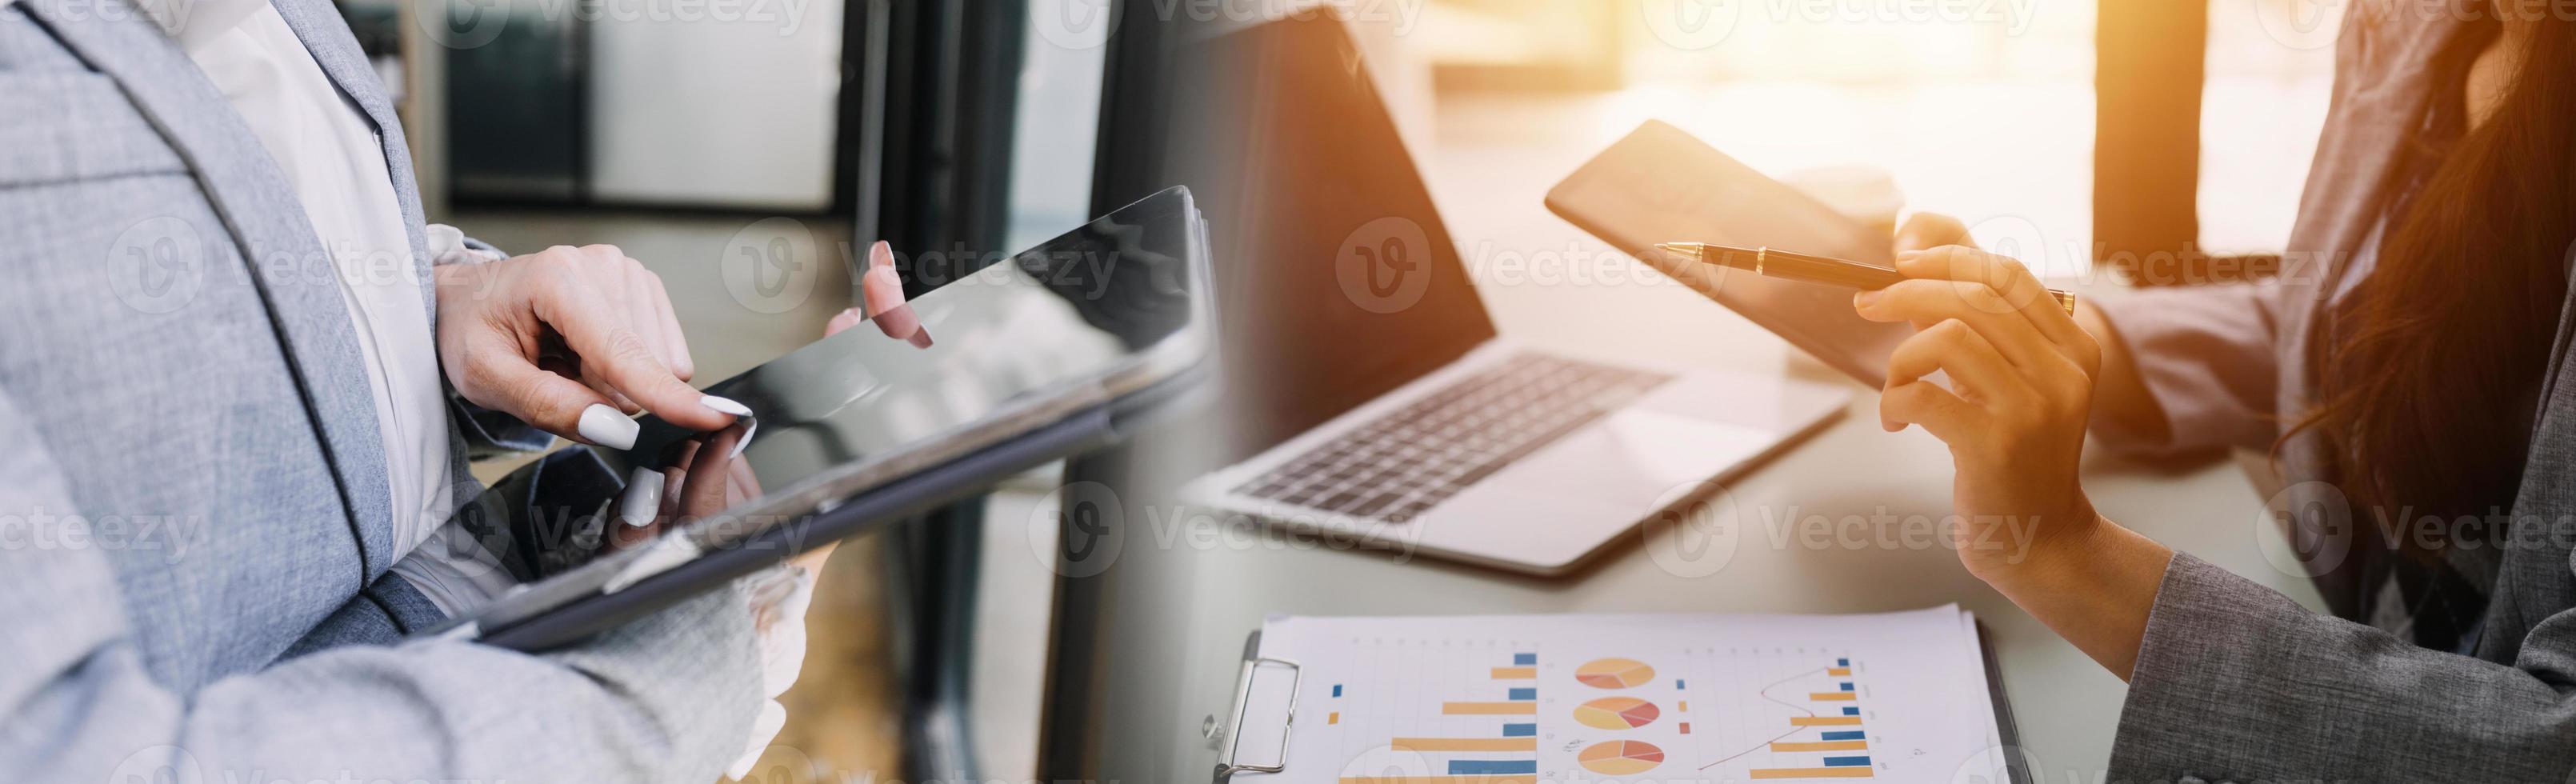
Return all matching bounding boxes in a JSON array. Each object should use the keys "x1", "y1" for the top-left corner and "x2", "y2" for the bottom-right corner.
[{"x1": 448, "y1": 187, "x2": 1206, "y2": 586}]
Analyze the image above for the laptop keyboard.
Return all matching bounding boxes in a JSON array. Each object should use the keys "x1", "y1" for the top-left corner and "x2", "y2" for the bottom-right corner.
[{"x1": 1232, "y1": 354, "x2": 1672, "y2": 523}]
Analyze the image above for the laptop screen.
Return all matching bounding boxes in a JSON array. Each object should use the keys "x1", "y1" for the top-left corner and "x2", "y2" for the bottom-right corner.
[{"x1": 1175, "y1": 18, "x2": 1498, "y2": 462}]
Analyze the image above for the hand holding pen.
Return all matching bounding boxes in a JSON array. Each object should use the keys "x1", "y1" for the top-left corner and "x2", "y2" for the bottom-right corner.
[{"x1": 1801, "y1": 218, "x2": 2111, "y2": 588}]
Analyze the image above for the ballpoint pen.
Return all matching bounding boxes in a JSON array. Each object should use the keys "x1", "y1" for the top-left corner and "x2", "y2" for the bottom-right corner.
[{"x1": 1653, "y1": 242, "x2": 2078, "y2": 315}]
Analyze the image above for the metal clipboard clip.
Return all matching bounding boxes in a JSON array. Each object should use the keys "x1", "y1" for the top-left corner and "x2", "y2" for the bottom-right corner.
[{"x1": 1214, "y1": 650, "x2": 1302, "y2": 782}]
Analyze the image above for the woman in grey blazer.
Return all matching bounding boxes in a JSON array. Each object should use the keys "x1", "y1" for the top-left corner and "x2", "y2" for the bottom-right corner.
[
  {"x1": 0, "y1": 0, "x2": 906, "y2": 778},
  {"x1": 1854, "y1": 6, "x2": 2576, "y2": 782}
]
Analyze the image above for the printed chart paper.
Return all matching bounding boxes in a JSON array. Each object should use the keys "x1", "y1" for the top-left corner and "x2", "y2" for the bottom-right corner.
[{"x1": 1239, "y1": 606, "x2": 2004, "y2": 783}]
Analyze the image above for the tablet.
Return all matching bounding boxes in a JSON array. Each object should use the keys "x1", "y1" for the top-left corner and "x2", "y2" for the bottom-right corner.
[
  {"x1": 420, "y1": 186, "x2": 1214, "y2": 650},
  {"x1": 1544, "y1": 121, "x2": 1910, "y2": 386}
]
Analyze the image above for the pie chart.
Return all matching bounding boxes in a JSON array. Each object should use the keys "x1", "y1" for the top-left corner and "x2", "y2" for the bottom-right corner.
[
  {"x1": 1573, "y1": 697, "x2": 1661, "y2": 730},
  {"x1": 1578, "y1": 740, "x2": 1666, "y2": 776},
  {"x1": 1574, "y1": 658, "x2": 1656, "y2": 690}
]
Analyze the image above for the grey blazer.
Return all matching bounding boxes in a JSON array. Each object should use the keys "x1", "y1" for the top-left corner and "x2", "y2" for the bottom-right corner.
[
  {"x1": 0, "y1": 0, "x2": 760, "y2": 781},
  {"x1": 2092, "y1": 3, "x2": 2576, "y2": 782}
]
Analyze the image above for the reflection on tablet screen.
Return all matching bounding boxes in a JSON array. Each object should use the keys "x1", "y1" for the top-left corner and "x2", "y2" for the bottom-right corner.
[{"x1": 445, "y1": 189, "x2": 1204, "y2": 585}]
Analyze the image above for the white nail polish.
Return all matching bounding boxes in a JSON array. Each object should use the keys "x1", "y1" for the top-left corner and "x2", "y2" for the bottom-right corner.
[
  {"x1": 729, "y1": 417, "x2": 758, "y2": 460},
  {"x1": 619, "y1": 466, "x2": 662, "y2": 528},
  {"x1": 701, "y1": 394, "x2": 752, "y2": 417},
  {"x1": 578, "y1": 403, "x2": 639, "y2": 450}
]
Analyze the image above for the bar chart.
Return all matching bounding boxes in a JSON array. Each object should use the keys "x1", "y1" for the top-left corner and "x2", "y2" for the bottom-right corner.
[
  {"x1": 1330, "y1": 648, "x2": 1546, "y2": 784},
  {"x1": 1698, "y1": 654, "x2": 1878, "y2": 780}
]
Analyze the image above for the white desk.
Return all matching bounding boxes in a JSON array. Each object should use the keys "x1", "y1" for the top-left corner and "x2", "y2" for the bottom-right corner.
[{"x1": 1066, "y1": 94, "x2": 2326, "y2": 783}]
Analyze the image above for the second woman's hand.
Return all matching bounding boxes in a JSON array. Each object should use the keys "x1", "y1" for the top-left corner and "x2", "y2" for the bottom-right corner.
[{"x1": 1853, "y1": 243, "x2": 2170, "y2": 678}]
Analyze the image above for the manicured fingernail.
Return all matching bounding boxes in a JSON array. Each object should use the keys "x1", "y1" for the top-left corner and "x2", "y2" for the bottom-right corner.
[
  {"x1": 729, "y1": 420, "x2": 758, "y2": 460},
  {"x1": 870, "y1": 240, "x2": 893, "y2": 270},
  {"x1": 1896, "y1": 250, "x2": 1925, "y2": 262},
  {"x1": 619, "y1": 466, "x2": 662, "y2": 528},
  {"x1": 866, "y1": 264, "x2": 902, "y2": 294},
  {"x1": 1854, "y1": 290, "x2": 1881, "y2": 308},
  {"x1": 579, "y1": 403, "x2": 639, "y2": 450},
  {"x1": 701, "y1": 394, "x2": 752, "y2": 417}
]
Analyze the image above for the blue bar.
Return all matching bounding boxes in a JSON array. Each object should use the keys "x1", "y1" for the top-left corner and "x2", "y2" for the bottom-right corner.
[
  {"x1": 1514, "y1": 653, "x2": 1537, "y2": 666},
  {"x1": 1674, "y1": 679, "x2": 1686, "y2": 690},
  {"x1": 1838, "y1": 682, "x2": 1854, "y2": 691},
  {"x1": 1842, "y1": 706, "x2": 1859, "y2": 716},
  {"x1": 1837, "y1": 658, "x2": 1850, "y2": 666},
  {"x1": 1823, "y1": 757, "x2": 1870, "y2": 767},
  {"x1": 1450, "y1": 760, "x2": 1538, "y2": 775},
  {"x1": 1820, "y1": 731, "x2": 1864, "y2": 741},
  {"x1": 1331, "y1": 685, "x2": 1342, "y2": 698},
  {"x1": 1502, "y1": 723, "x2": 1537, "y2": 737},
  {"x1": 1507, "y1": 688, "x2": 1537, "y2": 701}
]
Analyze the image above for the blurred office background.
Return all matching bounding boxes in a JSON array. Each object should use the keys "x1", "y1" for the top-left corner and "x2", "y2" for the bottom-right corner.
[
  {"x1": 326, "y1": 0, "x2": 2347, "y2": 782},
  {"x1": 1357, "y1": 0, "x2": 2336, "y2": 281}
]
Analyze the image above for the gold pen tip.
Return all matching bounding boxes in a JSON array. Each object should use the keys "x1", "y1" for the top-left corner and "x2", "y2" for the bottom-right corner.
[{"x1": 1654, "y1": 242, "x2": 1694, "y2": 255}]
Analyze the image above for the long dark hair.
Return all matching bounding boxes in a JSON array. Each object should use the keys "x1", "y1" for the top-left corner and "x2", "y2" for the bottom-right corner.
[{"x1": 2301, "y1": 16, "x2": 2576, "y2": 557}]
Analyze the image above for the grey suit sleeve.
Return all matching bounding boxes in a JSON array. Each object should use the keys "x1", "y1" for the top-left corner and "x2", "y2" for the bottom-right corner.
[
  {"x1": 2087, "y1": 284, "x2": 2288, "y2": 460},
  {"x1": 2110, "y1": 553, "x2": 2576, "y2": 782},
  {"x1": 0, "y1": 394, "x2": 764, "y2": 784}
]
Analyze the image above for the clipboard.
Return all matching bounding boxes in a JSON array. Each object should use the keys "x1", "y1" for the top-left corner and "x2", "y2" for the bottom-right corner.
[{"x1": 1212, "y1": 622, "x2": 2030, "y2": 784}]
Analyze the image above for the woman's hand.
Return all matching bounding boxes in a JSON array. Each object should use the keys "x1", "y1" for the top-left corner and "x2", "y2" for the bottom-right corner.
[
  {"x1": 826, "y1": 240, "x2": 922, "y2": 344},
  {"x1": 435, "y1": 244, "x2": 736, "y2": 447},
  {"x1": 1895, "y1": 213, "x2": 2169, "y2": 445},
  {"x1": 1854, "y1": 237, "x2": 2172, "y2": 678},
  {"x1": 1852, "y1": 244, "x2": 2103, "y2": 578}
]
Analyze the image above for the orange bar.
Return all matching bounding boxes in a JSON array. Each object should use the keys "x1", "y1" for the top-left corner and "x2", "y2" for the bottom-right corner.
[
  {"x1": 1490, "y1": 667, "x2": 1538, "y2": 679},
  {"x1": 1442, "y1": 702, "x2": 1538, "y2": 715},
  {"x1": 1827, "y1": 667, "x2": 1851, "y2": 677},
  {"x1": 1390, "y1": 738, "x2": 1538, "y2": 752},
  {"x1": 1340, "y1": 778, "x2": 1537, "y2": 784},
  {"x1": 1810, "y1": 692, "x2": 1857, "y2": 701},
  {"x1": 1790, "y1": 716, "x2": 1862, "y2": 726},
  {"x1": 1771, "y1": 741, "x2": 1870, "y2": 752},
  {"x1": 1678, "y1": 700, "x2": 1690, "y2": 712},
  {"x1": 1750, "y1": 768, "x2": 1873, "y2": 779}
]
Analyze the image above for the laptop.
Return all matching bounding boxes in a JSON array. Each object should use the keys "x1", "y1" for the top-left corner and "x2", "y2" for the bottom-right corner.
[{"x1": 1174, "y1": 18, "x2": 1849, "y2": 575}]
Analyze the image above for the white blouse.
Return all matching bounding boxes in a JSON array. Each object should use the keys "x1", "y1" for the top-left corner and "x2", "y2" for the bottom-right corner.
[{"x1": 152, "y1": 0, "x2": 459, "y2": 566}]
